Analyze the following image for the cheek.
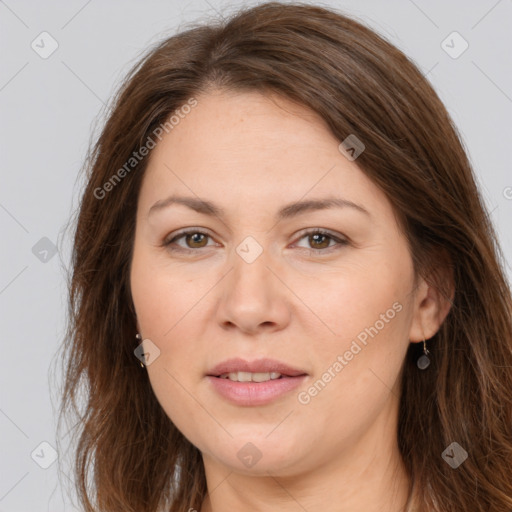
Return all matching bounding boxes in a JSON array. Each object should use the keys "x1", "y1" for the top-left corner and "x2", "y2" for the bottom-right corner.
[
  {"x1": 294, "y1": 306, "x2": 410, "y2": 463},
  {"x1": 298, "y1": 250, "x2": 412, "y2": 412},
  {"x1": 130, "y1": 245, "x2": 204, "y2": 339},
  {"x1": 131, "y1": 260, "x2": 208, "y2": 381},
  {"x1": 306, "y1": 251, "x2": 412, "y2": 347},
  {"x1": 130, "y1": 249, "x2": 213, "y2": 438}
]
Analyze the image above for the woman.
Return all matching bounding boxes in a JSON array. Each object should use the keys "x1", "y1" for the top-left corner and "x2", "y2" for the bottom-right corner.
[{"x1": 58, "y1": 2, "x2": 512, "y2": 511}]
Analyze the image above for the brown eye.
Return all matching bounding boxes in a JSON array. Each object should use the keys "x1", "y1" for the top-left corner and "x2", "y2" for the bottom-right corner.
[
  {"x1": 184, "y1": 232, "x2": 209, "y2": 248},
  {"x1": 308, "y1": 233, "x2": 331, "y2": 250},
  {"x1": 164, "y1": 230, "x2": 214, "y2": 252},
  {"x1": 294, "y1": 229, "x2": 348, "y2": 254}
]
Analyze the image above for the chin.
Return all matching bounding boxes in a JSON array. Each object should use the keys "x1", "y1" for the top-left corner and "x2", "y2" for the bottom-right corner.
[{"x1": 201, "y1": 433, "x2": 312, "y2": 476}]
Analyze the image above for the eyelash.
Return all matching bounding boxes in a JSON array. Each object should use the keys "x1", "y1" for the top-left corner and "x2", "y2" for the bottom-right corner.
[{"x1": 162, "y1": 228, "x2": 348, "y2": 255}]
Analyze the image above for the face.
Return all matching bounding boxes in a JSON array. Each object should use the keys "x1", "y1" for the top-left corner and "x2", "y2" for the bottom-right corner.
[{"x1": 130, "y1": 89, "x2": 424, "y2": 477}]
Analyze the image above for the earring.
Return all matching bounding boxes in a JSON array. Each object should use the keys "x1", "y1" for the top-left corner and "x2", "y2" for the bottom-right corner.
[
  {"x1": 135, "y1": 333, "x2": 145, "y2": 368},
  {"x1": 417, "y1": 338, "x2": 430, "y2": 370}
]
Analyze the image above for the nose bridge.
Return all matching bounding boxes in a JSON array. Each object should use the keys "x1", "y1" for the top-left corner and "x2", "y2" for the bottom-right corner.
[
  {"x1": 216, "y1": 235, "x2": 289, "y2": 332},
  {"x1": 230, "y1": 236, "x2": 275, "y2": 297}
]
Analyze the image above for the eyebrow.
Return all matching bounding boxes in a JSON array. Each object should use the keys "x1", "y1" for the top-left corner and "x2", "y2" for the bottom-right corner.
[{"x1": 148, "y1": 194, "x2": 370, "y2": 220}]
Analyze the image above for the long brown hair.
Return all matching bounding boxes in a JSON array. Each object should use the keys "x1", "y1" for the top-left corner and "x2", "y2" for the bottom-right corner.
[{"x1": 56, "y1": 2, "x2": 512, "y2": 511}]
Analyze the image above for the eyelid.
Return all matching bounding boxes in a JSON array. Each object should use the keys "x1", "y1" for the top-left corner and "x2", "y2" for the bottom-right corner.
[
  {"x1": 162, "y1": 227, "x2": 348, "y2": 254},
  {"x1": 292, "y1": 227, "x2": 346, "y2": 242},
  {"x1": 162, "y1": 227, "x2": 215, "y2": 248},
  {"x1": 290, "y1": 228, "x2": 348, "y2": 253}
]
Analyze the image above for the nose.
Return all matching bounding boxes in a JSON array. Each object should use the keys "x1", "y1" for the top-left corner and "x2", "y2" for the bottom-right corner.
[{"x1": 215, "y1": 244, "x2": 291, "y2": 335}]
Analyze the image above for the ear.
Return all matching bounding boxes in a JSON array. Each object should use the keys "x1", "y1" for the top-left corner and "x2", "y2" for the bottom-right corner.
[{"x1": 408, "y1": 254, "x2": 454, "y2": 342}]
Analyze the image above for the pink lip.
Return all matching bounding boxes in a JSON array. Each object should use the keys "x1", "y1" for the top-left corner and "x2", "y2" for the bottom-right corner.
[
  {"x1": 206, "y1": 358, "x2": 308, "y2": 406},
  {"x1": 207, "y1": 376, "x2": 307, "y2": 406},
  {"x1": 207, "y1": 357, "x2": 306, "y2": 377}
]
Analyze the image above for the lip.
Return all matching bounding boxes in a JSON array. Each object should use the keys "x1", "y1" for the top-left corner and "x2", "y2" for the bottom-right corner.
[
  {"x1": 207, "y1": 357, "x2": 307, "y2": 377},
  {"x1": 206, "y1": 357, "x2": 308, "y2": 406}
]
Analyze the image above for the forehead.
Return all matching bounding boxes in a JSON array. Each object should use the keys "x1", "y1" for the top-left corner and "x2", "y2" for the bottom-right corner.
[
  {"x1": 138, "y1": 89, "x2": 386, "y2": 219},
  {"x1": 154, "y1": 89, "x2": 336, "y2": 160}
]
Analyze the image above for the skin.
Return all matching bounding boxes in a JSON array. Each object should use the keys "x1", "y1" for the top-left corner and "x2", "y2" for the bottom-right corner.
[{"x1": 130, "y1": 89, "x2": 452, "y2": 511}]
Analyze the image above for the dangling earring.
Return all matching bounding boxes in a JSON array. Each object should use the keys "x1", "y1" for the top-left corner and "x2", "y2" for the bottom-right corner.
[
  {"x1": 417, "y1": 338, "x2": 430, "y2": 370},
  {"x1": 135, "y1": 333, "x2": 145, "y2": 368}
]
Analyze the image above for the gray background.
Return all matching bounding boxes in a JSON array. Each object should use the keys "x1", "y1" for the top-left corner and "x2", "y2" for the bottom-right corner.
[{"x1": 1, "y1": 0, "x2": 511, "y2": 510}]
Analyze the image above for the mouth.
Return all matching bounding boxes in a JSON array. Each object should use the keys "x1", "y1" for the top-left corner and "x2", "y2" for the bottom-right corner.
[
  {"x1": 206, "y1": 358, "x2": 308, "y2": 406},
  {"x1": 207, "y1": 357, "x2": 307, "y2": 379},
  {"x1": 216, "y1": 371, "x2": 288, "y2": 382}
]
